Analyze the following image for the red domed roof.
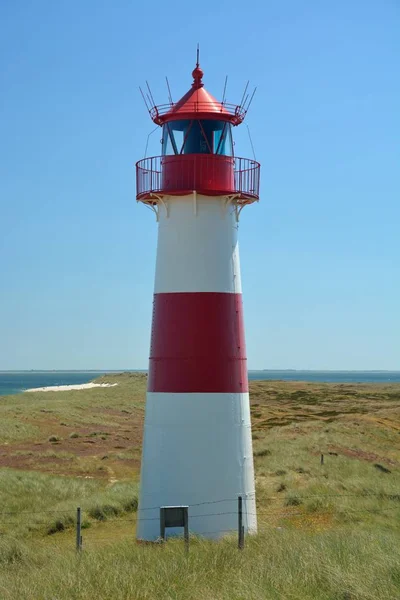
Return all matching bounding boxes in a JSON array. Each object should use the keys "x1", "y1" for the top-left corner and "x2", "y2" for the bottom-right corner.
[{"x1": 149, "y1": 64, "x2": 246, "y2": 126}]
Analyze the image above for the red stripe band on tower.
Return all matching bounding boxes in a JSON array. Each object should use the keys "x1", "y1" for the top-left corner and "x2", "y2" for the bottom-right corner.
[{"x1": 148, "y1": 292, "x2": 248, "y2": 393}]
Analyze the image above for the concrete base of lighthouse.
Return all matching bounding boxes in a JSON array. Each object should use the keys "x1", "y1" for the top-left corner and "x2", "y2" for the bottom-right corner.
[{"x1": 137, "y1": 194, "x2": 257, "y2": 541}]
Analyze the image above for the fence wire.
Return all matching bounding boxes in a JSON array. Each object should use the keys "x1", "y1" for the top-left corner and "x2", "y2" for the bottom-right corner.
[
  {"x1": 1, "y1": 489, "x2": 399, "y2": 519},
  {"x1": 1, "y1": 490, "x2": 399, "y2": 526},
  {"x1": 2, "y1": 491, "x2": 398, "y2": 554}
]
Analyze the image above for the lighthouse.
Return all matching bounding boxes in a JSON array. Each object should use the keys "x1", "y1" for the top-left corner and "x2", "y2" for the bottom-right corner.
[{"x1": 136, "y1": 58, "x2": 260, "y2": 540}]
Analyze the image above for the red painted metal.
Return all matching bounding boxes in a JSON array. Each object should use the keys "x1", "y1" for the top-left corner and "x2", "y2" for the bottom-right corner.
[
  {"x1": 148, "y1": 292, "x2": 248, "y2": 393},
  {"x1": 136, "y1": 155, "x2": 260, "y2": 201},
  {"x1": 146, "y1": 64, "x2": 248, "y2": 126},
  {"x1": 162, "y1": 154, "x2": 234, "y2": 194},
  {"x1": 150, "y1": 99, "x2": 246, "y2": 126}
]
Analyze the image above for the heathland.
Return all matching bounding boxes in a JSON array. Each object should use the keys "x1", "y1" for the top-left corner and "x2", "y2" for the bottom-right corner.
[{"x1": 0, "y1": 373, "x2": 399, "y2": 599}]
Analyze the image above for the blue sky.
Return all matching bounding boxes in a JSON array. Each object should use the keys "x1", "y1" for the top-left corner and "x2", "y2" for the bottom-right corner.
[{"x1": 0, "y1": 0, "x2": 399, "y2": 370}]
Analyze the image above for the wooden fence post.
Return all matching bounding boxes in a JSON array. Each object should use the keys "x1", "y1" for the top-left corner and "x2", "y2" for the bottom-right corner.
[
  {"x1": 238, "y1": 496, "x2": 244, "y2": 550},
  {"x1": 76, "y1": 507, "x2": 82, "y2": 551}
]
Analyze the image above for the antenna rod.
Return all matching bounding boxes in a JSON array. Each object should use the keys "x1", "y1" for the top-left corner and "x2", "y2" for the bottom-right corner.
[
  {"x1": 245, "y1": 87, "x2": 257, "y2": 113},
  {"x1": 166, "y1": 76, "x2": 173, "y2": 105},
  {"x1": 139, "y1": 86, "x2": 151, "y2": 112},
  {"x1": 196, "y1": 43, "x2": 200, "y2": 67},
  {"x1": 222, "y1": 75, "x2": 228, "y2": 105},
  {"x1": 146, "y1": 81, "x2": 156, "y2": 107},
  {"x1": 239, "y1": 80, "x2": 249, "y2": 108}
]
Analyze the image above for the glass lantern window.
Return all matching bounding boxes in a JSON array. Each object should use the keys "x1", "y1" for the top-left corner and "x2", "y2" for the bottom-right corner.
[
  {"x1": 161, "y1": 120, "x2": 233, "y2": 156},
  {"x1": 212, "y1": 122, "x2": 233, "y2": 156},
  {"x1": 162, "y1": 127, "x2": 175, "y2": 155}
]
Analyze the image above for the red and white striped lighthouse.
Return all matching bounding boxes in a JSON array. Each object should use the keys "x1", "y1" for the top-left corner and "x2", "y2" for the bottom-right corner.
[{"x1": 136, "y1": 58, "x2": 260, "y2": 540}]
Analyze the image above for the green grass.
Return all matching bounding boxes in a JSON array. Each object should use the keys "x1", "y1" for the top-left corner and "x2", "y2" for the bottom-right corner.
[
  {"x1": 0, "y1": 417, "x2": 40, "y2": 443},
  {"x1": 0, "y1": 469, "x2": 138, "y2": 537},
  {"x1": 0, "y1": 530, "x2": 399, "y2": 599},
  {"x1": 0, "y1": 373, "x2": 400, "y2": 598},
  {"x1": 0, "y1": 372, "x2": 146, "y2": 443}
]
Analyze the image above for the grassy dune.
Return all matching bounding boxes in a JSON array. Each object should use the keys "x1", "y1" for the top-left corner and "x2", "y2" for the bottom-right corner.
[
  {"x1": 1, "y1": 529, "x2": 399, "y2": 600},
  {"x1": 0, "y1": 373, "x2": 399, "y2": 599}
]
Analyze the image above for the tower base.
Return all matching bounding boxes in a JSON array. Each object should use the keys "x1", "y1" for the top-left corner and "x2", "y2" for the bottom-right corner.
[{"x1": 137, "y1": 392, "x2": 257, "y2": 540}]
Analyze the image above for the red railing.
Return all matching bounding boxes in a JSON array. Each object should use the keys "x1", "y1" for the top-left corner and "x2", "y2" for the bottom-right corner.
[
  {"x1": 150, "y1": 102, "x2": 247, "y2": 126},
  {"x1": 136, "y1": 155, "x2": 260, "y2": 202}
]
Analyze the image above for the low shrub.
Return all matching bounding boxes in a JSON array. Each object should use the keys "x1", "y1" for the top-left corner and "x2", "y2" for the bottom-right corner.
[
  {"x1": 254, "y1": 449, "x2": 271, "y2": 457},
  {"x1": 47, "y1": 515, "x2": 74, "y2": 535},
  {"x1": 123, "y1": 498, "x2": 138, "y2": 513},
  {"x1": 285, "y1": 494, "x2": 302, "y2": 507}
]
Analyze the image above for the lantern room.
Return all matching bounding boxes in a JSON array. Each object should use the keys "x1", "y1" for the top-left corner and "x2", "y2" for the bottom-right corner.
[
  {"x1": 136, "y1": 62, "x2": 260, "y2": 204},
  {"x1": 162, "y1": 119, "x2": 233, "y2": 156}
]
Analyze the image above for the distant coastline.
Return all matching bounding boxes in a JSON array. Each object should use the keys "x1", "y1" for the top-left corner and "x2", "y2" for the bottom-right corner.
[
  {"x1": 260, "y1": 369, "x2": 398, "y2": 373},
  {"x1": 0, "y1": 369, "x2": 146, "y2": 373},
  {"x1": 1, "y1": 369, "x2": 400, "y2": 397},
  {"x1": 1, "y1": 369, "x2": 398, "y2": 373}
]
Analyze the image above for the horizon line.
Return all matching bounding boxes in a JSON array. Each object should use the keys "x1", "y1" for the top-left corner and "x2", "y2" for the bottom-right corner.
[{"x1": 1, "y1": 369, "x2": 400, "y2": 374}]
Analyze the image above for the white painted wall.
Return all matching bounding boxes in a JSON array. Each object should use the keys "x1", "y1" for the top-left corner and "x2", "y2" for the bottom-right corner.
[
  {"x1": 137, "y1": 392, "x2": 257, "y2": 540},
  {"x1": 154, "y1": 194, "x2": 242, "y2": 294}
]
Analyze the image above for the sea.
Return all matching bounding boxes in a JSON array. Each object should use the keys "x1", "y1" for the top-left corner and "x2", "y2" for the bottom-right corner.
[{"x1": 1, "y1": 370, "x2": 400, "y2": 397}]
